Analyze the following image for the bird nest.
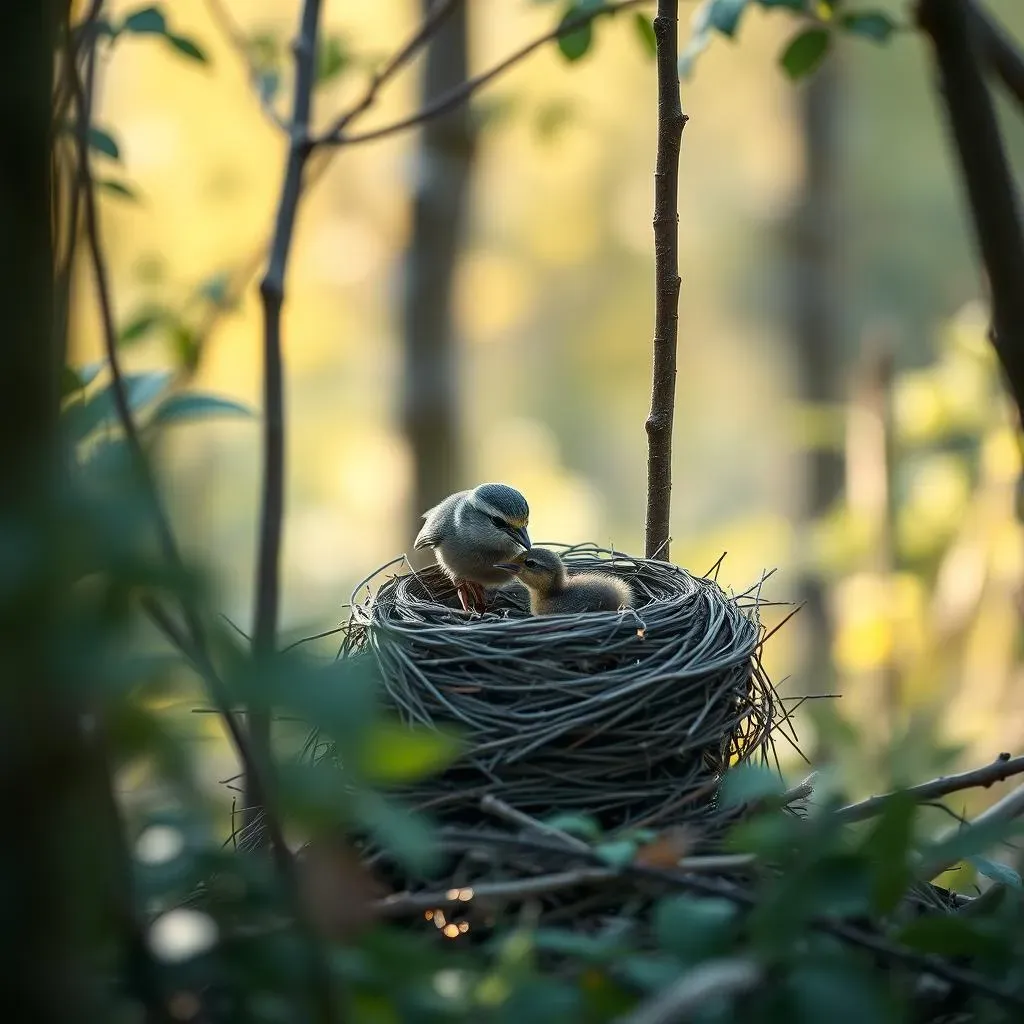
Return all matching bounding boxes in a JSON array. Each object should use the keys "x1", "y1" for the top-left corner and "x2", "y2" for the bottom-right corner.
[{"x1": 340, "y1": 544, "x2": 793, "y2": 842}]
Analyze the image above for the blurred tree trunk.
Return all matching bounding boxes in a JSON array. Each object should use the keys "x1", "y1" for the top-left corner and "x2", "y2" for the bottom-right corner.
[
  {"x1": 401, "y1": 0, "x2": 475, "y2": 554},
  {"x1": 0, "y1": 3, "x2": 85, "y2": 1021},
  {"x1": 786, "y1": 61, "x2": 845, "y2": 700}
]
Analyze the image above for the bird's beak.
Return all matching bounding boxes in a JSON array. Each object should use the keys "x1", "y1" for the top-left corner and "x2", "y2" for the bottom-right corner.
[
  {"x1": 511, "y1": 525, "x2": 531, "y2": 550},
  {"x1": 494, "y1": 561, "x2": 523, "y2": 576}
]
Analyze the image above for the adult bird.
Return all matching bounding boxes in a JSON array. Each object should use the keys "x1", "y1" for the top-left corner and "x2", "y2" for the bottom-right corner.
[
  {"x1": 494, "y1": 546, "x2": 633, "y2": 615},
  {"x1": 414, "y1": 482, "x2": 532, "y2": 612}
]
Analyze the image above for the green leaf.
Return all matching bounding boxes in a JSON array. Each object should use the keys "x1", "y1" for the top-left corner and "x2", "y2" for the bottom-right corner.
[
  {"x1": 357, "y1": 720, "x2": 461, "y2": 784},
  {"x1": 757, "y1": 0, "x2": 806, "y2": 9},
  {"x1": 542, "y1": 812, "x2": 602, "y2": 842},
  {"x1": 532, "y1": 928, "x2": 622, "y2": 961},
  {"x1": 316, "y1": 35, "x2": 349, "y2": 84},
  {"x1": 898, "y1": 915, "x2": 1003, "y2": 958},
  {"x1": 787, "y1": 962, "x2": 897, "y2": 1024},
  {"x1": 780, "y1": 28, "x2": 830, "y2": 80},
  {"x1": 654, "y1": 895, "x2": 737, "y2": 958},
  {"x1": 618, "y1": 954, "x2": 682, "y2": 992},
  {"x1": 167, "y1": 33, "x2": 207, "y2": 62},
  {"x1": 148, "y1": 392, "x2": 255, "y2": 427},
  {"x1": 720, "y1": 763, "x2": 785, "y2": 808},
  {"x1": 256, "y1": 70, "x2": 281, "y2": 106},
  {"x1": 198, "y1": 272, "x2": 232, "y2": 308},
  {"x1": 122, "y1": 6, "x2": 167, "y2": 35},
  {"x1": 709, "y1": 0, "x2": 749, "y2": 37},
  {"x1": 558, "y1": 7, "x2": 594, "y2": 62},
  {"x1": 920, "y1": 817, "x2": 1024, "y2": 879},
  {"x1": 633, "y1": 12, "x2": 657, "y2": 57},
  {"x1": 61, "y1": 366, "x2": 85, "y2": 398},
  {"x1": 594, "y1": 839, "x2": 637, "y2": 868},
  {"x1": 63, "y1": 370, "x2": 173, "y2": 443},
  {"x1": 840, "y1": 11, "x2": 898, "y2": 43},
  {"x1": 861, "y1": 792, "x2": 916, "y2": 914},
  {"x1": 969, "y1": 856, "x2": 1022, "y2": 889},
  {"x1": 119, "y1": 308, "x2": 168, "y2": 345},
  {"x1": 88, "y1": 125, "x2": 121, "y2": 161},
  {"x1": 351, "y1": 791, "x2": 439, "y2": 874},
  {"x1": 97, "y1": 178, "x2": 139, "y2": 201},
  {"x1": 170, "y1": 324, "x2": 200, "y2": 373}
]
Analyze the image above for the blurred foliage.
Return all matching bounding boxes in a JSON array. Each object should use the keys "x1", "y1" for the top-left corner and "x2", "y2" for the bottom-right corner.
[{"x1": 28, "y1": 0, "x2": 1024, "y2": 1020}]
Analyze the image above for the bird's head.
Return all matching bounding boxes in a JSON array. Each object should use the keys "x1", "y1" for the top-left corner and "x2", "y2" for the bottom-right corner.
[
  {"x1": 468, "y1": 482, "x2": 531, "y2": 551},
  {"x1": 494, "y1": 546, "x2": 566, "y2": 594}
]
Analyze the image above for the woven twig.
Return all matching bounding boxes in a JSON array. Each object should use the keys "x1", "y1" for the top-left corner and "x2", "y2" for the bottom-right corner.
[{"x1": 334, "y1": 544, "x2": 794, "y2": 836}]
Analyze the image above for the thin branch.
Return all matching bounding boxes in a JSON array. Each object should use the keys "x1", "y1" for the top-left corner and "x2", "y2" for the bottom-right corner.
[
  {"x1": 203, "y1": 0, "x2": 287, "y2": 130},
  {"x1": 920, "y1": 778, "x2": 1024, "y2": 879},
  {"x1": 247, "y1": 0, "x2": 324, "y2": 842},
  {"x1": 615, "y1": 959, "x2": 761, "y2": 1024},
  {"x1": 374, "y1": 867, "x2": 616, "y2": 917},
  {"x1": 315, "y1": 0, "x2": 651, "y2": 147},
  {"x1": 67, "y1": 49, "x2": 309, "y2": 914},
  {"x1": 917, "y1": 0, "x2": 1024, "y2": 422},
  {"x1": 181, "y1": 1, "x2": 652, "y2": 374},
  {"x1": 480, "y1": 793, "x2": 592, "y2": 855},
  {"x1": 971, "y1": 0, "x2": 1024, "y2": 109},
  {"x1": 322, "y1": 0, "x2": 460, "y2": 140},
  {"x1": 439, "y1": 826, "x2": 1024, "y2": 1011},
  {"x1": 835, "y1": 752, "x2": 1024, "y2": 823},
  {"x1": 644, "y1": 2, "x2": 686, "y2": 560}
]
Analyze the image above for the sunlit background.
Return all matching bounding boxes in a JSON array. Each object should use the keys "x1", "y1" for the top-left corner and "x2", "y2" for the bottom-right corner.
[{"x1": 70, "y1": 0, "x2": 1024, "y2": 830}]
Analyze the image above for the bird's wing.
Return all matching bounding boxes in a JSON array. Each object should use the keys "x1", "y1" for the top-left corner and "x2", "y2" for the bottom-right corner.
[{"x1": 413, "y1": 491, "x2": 463, "y2": 549}]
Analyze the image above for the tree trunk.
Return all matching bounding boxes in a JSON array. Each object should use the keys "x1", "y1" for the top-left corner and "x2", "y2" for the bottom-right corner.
[
  {"x1": 787, "y1": 61, "x2": 845, "y2": 700},
  {"x1": 401, "y1": 0, "x2": 475, "y2": 550},
  {"x1": 0, "y1": 3, "x2": 85, "y2": 1020}
]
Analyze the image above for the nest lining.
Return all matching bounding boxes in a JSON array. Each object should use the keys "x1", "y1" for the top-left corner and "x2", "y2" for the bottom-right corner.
[{"x1": 340, "y1": 544, "x2": 789, "y2": 837}]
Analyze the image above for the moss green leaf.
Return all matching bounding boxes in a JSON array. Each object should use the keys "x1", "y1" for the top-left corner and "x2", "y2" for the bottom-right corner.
[
  {"x1": 358, "y1": 720, "x2": 462, "y2": 784},
  {"x1": 633, "y1": 12, "x2": 656, "y2": 57},
  {"x1": 780, "y1": 27, "x2": 830, "y2": 80},
  {"x1": 122, "y1": 6, "x2": 167, "y2": 35},
  {"x1": 167, "y1": 33, "x2": 207, "y2": 62}
]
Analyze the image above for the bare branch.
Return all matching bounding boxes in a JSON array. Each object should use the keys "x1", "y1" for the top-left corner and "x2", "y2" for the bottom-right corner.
[
  {"x1": 917, "y1": 0, "x2": 1024, "y2": 423},
  {"x1": 375, "y1": 867, "x2": 617, "y2": 917},
  {"x1": 920, "y1": 778, "x2": 1024, "y2": 879},
  {"x1": 248, "y1": 0, "x2": 323, "y2": 841},
  {"x1": 203, "y1": 0, "x2": 288, "y2": 130},
  {"x1": 972, "y1": 0, "x2": 1024, "y2": 109},
  {"x1": 315, "y1": 0, "x2": 651, "y2": 147},
  {"x1": 68, "y1": 31, "x2": 298, "y2": 888},
  {"x1": 615, "y1": 959, "x2": 761, "y2": 1024},
  {"x1": 323, "y1": 0, "x2": 460, "y2": 140},
  {"x1": 480, "y1": 794, "x2": 593, "y2": 854},
  {"x1": 835, "y1": 752, "x2": 1024, "y2": 823},
  {"x1": 644, "y1": 2, "x2": 686, "y2": 560}
]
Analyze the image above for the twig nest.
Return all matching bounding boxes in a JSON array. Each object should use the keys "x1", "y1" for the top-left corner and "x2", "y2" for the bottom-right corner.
[{"x1": 345, "y1": 545, "x2": 781, "y2": 835}]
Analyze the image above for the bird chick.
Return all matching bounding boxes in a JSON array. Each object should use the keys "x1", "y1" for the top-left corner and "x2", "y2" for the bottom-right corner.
[
  {"x1": 494, "y1": 547, "x2": 633, "y2": 616},
  {"x1": 414, "y1": 483, "x2": 532, "y2": 613}
]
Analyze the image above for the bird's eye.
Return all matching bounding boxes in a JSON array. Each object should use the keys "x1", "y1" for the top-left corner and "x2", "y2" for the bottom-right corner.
[{"x1": 490, "y1": 515, "x2": 505, "y2": 528}]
